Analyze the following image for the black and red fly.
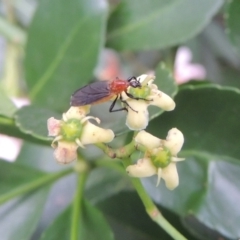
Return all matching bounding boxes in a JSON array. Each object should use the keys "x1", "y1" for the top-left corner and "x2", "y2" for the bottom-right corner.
[{"x1": 70, "y1": 77, "x2": 145, "y2": 112}]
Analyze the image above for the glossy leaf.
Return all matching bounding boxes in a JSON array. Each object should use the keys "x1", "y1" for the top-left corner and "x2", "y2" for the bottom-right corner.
[
  {"x1": 15, "y1": 105, "x2": 60, "y2": 141},
  {"x1": 16, "y1": 141, "x2": 65, "y2": 172},
  {"x1": 225, "y1": 0, "x2": 240, "y2": 53},
  {"x1": 0, "y1": 159, "x2": 46, "y2": 203},
  {"x1": 97, "y1": 191, "x2": 196, "y2": 240},
  {"x1": 85, "y1": 165, "x2": 131, "y2": 204},
  {"x1": 0, "y1": 159, "x2": 71, "y2": 205},
  {"x1": 0, "y1": 87, "x2": 17, "y2": 117},
  {"x1": 25, "y1": 0, "x2": 108, "y2": 111},
  {"x1": 40, "y1": 200, "x2": 114, "y2": 240},
  {"x1": 202, "y1": 22, "x2": 240, "y2": 69},
  {"x1": 0, "y1": 186, "x2": 49, "y2": 240},
  {"x1": 149, "y1": 85, "x2": 240, "y2": 158},
  {"x1": 143, "y1": 85, "x2": 240, "y2": 238},
  {"x1": 107, "y1": 0, "x2": 224, "y2": 50}
]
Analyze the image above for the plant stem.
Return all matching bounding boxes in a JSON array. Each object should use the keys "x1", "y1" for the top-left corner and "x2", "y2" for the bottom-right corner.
[
  {"x1": 122, "y1": 158, "x2": 187, "y2": 240},
  {"x1": 95, "y1": 140, "x2": 146, "y2": 159},
  {"x1": 0, "y1": 16, "x2": 26, "y2": 45},
  {"x1": 0, "y1": 168, "x2": 73, "y2": 205},
  {"x1": 70, "y1": 169, "x2": 88, "y2": 240},
  {"x1": 0, "y1": 117, "x2": 14, "y2": 126}
]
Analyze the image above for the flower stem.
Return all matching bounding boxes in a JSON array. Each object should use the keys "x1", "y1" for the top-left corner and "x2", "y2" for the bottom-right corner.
[
  {"x1": 0, "y1": 168, "x2": 73, "y2": 205},
  {"x1": 0, "y1": 15, "x2": 26, "y2": 45},
  {"x1": 95, "y1": 140, "x2": 146, "y2": 159},
  {"x1": 122, "y1": 158, "x2": 187, "y2": 240},
  {"x1": 70, "y1": 163, "x2": 89, "y2": 240}
]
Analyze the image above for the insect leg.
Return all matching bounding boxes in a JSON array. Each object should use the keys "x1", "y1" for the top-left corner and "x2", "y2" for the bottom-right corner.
[
  {"x1": 120, "y1": 93, "x2": 138, "y2": 113},
  {"x1": 109, "y1": 95, "x2": 128, "y2": 112}
]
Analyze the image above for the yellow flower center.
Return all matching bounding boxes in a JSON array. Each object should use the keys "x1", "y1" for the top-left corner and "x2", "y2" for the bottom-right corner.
[
  {"x1": 60, "y1": 119, "x2": 83, "y2": 141},
  {"x1": 129, "y1": 85, "x2": 151, "y2": 99},
  {"x1": 151, "y1": 147, "x2": 171, "y2": 168}
]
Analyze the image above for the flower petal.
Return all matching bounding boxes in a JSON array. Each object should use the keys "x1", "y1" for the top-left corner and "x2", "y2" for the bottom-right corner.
[
  {"x1": 135, "y1": 130, "x2": 162, "y2": 150},
  {"x1": 150, "y1": 90, "x2": 175, "y2": 111},
  {"x1": 126, "y1": 99, "x2": 149, "y2": 130},
  {"x1": 47, "y1": 117, "x2": 61, "y2": 136},
  {"x1": 138, "y1": 74, "x2": 155, "y2": 86},
  {"x1": 161, "y1": 162, "x2": 179, "y2": 190},
  {"x1": 63, "y1": 106, "x2": 90, "y2": 121},
  {"x1": 164, "y1": 128, "x2": 184, "y2": 156},
  {"x1": 126, "y1": 158, "x2": 157, "y2": 177},
  {"x1": 80, "y1": 121, "x2": 114, "y2": 145},
  {"x1": 54, "y1": 141, "x2": 78, "y2": 164}
]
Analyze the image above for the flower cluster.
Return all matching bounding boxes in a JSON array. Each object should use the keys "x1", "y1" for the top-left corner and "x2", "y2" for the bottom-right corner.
[
  {"x1": 126, "y1": 128, "x2": 184, "y2": 190},
  {"x1": 47, "y1": 74, "x2": 185, "y2": 190},
  {"x1": 47, "y1": 106, "x2": 114, "y2": 164}
]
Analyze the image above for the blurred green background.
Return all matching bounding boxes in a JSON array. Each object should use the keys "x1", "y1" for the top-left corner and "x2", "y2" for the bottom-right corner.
[{"x1": 0, "y1": 0, "x2": 240, "y2": 239}]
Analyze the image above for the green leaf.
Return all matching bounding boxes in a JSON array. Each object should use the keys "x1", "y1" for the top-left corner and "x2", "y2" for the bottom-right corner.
[
  {"x1": 202, "y1": 21, "x2": 240, "y2": 69},
  {"x1": 25, "y1": 0, "x2": 108, "y2": 111},
  {"x1": 107, "y1": 0, "x2": 224, "y2": 50},
  {"x1": 225, "y1": 0, "x2": 240, "y2": 53},
  {"x1": 0, "y1": 160, "x2": 46, "y2": 203},
  {"x1": 0, "y1": 87, "x2": 17, "y2": 117},
  {"x1": 0, "y1": 186, "x2": 49, "y2": 240},
  {"x1": 85, "y1": 165, "x2": 131, "y2": 204},
  {"x1": 97, "y1": 191, "x2": 196, "y2": 240},
  {"x1": 149, "y1": 85, "x2": 240, "y2": 158},
  {"x1": 15, "y1": 105, "x2": 61, "y2": 141},
  {"x1": 0, "y1": 160, "x2": 72, "y2": 204},
  {"x1": 40, "y1": 200, "x2": 114, "y2": 240},
  {"x1": 16, "y1": 141, "x2": 65, "y2": 172}
]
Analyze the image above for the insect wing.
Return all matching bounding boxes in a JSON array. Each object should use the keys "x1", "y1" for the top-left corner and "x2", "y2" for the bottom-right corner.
[{"x1": 71, "y1": 81, "x2": 111, "y2": 106}]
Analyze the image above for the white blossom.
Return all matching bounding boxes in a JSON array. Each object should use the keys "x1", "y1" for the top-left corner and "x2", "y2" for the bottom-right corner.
[
  {"x1": 126, "y1": 128, "x2": 184, "y2": 190},
  {"x1": 47, "y1": 106, "x2": 114, "y2": 164},
  {"x1": 125, "y1": 74, "x2": 175, "y2": 130}
]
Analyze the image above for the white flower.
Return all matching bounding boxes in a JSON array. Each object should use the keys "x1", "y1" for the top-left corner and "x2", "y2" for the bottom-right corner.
[
  {"x1": 126, "y1": 128, "x2": 184, "y2": 190},
  {"x1": 47, "y1": 106, "x2": 114, "y2": 164},
  {"x1": 125, "y1": 74, "x2": 175, "y2": 131}
]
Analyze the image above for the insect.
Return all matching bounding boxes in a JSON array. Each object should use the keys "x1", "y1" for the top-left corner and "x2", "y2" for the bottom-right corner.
[{"x1": 70, "y1": 76, "x2": 145, "y2": 112}]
